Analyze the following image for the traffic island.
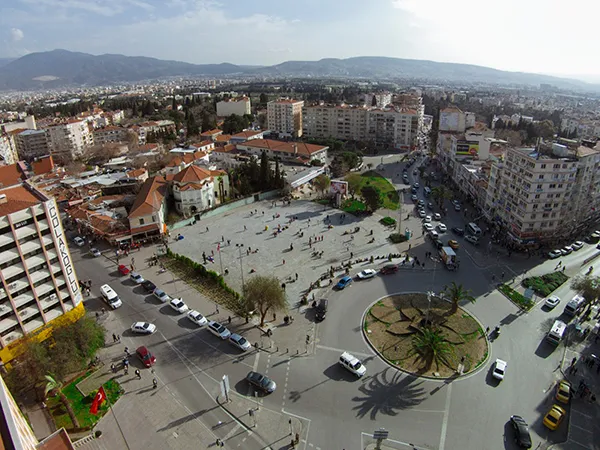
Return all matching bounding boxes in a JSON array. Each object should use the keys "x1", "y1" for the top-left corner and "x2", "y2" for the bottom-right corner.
[{"x1": 363, "y1": 293, "x2": 488, "y2": 378}]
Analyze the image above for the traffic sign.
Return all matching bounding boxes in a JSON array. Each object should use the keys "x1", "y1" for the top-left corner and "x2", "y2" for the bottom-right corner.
[{"x1": 373, "y1": 429, "x2": 388, "y2": 439}]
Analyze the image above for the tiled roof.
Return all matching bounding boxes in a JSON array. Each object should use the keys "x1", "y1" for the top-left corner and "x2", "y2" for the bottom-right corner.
[
  {"x1": 0, "y1": 163, "x2": 26, "y2": 188},
  {"x1": 172, "y1": 165, "x2": 213, "y2": 183},
  {"x1": 232, "y1": 130, "x2": 263, "y2": 139},
  {"x1": 215, "y1": 134, "x2": 232, "y2": 142},
  {"x1": 126, "y1": 168, "x2": 147, "y2": 178},
  {"x1": 137, "y1": 143, "x2": 159, "y2": 152},
  {"x1": 215, "y1": 144, "x2": 237, "y2": 153},
  {"x1": 32, "y1": 155, "x2": 55, "y2": 176},
  {"x1": 200, "y1": 129, "x2": 222, "y2": 136},
  {"x1": 0, "y1": 185, "x2": 41, "y2": 216},
  {"x1": 128, "y1": 176, "x2": 167, "y2": 218},
  {"x1": 239, "y1": 139, "x2": 327, "y2": 157}
]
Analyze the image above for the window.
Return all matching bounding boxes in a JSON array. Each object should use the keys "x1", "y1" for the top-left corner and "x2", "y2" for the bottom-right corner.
[
  {"x1": 538, "y1": 175, "x2": 544, "y2": 180},
  {"x1": 541, "y1": 164, "x2": 546, "y2": 169},
  {"x1": 535, "y1": 194, "x2": 540, "y2": 199},
  {"x1": 553, "y1": 164, "x2": 560, "y2": 169},
  {"x1": 537, "y1": 184, "x2": 543, "y2": 189},
  {"x1": 549, "y1": 184, "x2": 556, "y2": 188},
  {"x1": 152, "y1": 216, "x2": 157, "y2": 222},
  {"x1": 139, "y1": 218, "x2": 145, "y2": 225}
]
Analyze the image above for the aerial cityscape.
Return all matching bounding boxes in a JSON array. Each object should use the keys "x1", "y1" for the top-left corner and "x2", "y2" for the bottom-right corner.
[{"x1": 1, "y1": 2, "x2": 600, "y2": 450}]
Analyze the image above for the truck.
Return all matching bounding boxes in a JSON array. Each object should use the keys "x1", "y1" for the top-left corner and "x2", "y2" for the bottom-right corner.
[{"x1": 439, "y1": 247, "x2": 458, "y2": 270}]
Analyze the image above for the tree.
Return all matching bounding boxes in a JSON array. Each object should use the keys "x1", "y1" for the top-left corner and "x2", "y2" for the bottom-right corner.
[
  {"x1": 431, "y1": 186, "x2": 451, "y2": 207},
  {"x1": 361, "y1": 185, "x2": 383, "y2": 212},
  {"x1": 313, "y1": 174, "x2": 331, "y2": 197},
  {"x1": 274, "y1": 157, "x2": 282, "y2": 188},
  {"x1": 259, "y1": 93, "x2": 268, "y2": 105},
  {"x1": 186, "y1": 112, "x2": 199, "y2": 136},
  {"x1": 346, "y1": 173, "x2": 362, "y2": 199},
  {"x1": 222, "y1": 114, "x2": 250, "y2": 134},
  {"x1": 172, "y1": 97, "x2": 177, "y2": 111},
  {"x1": 244, "y1": 275, "x2": 287, "y2": 326},
  {"x1": 411, "y1": 328, "x2": 453, "y2": 370},
  {"x1": 45, "y1": 374, "x2": 80, "y2": 428},
  {"x1": 443, "y1": 282, "x2": 476, "y2": 314},
  {"x1": 571, "y1": 276, "x2": 600, "y2": 304},
  {"x1": 535, "y1": 120, "x2": 556, "y2": 141},
  {"x1": 259, "y1": 151, "x2": 271, "y2": 190},
  {"x1": 371, "y1": 95, "x2": 377, "y2": 107}
]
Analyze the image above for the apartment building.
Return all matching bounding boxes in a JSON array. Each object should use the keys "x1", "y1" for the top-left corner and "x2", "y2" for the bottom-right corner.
[
  {"x1": 0, "y1": 132, "x2": 19, "y2": 165},
  {"x1": 172, "y1": 166, "x2": 229, "y2": 216},
  {"x1": 267, "y1": 99, "x2": 304, "y2": 138},
  {"x1": 44, "y1": 119, "x2": 94, "y2": 161},
  {"x1": 439, "y1": 106, "x2": 475, "y2": 132},
  {"x1": 0, "y1": 181, "x2": 84, "y2": 363},
  {"x1": 15, "y1": 129, "x2": 50, "y2": 162},
  {"x1": 302, "y1": 105, "x2": 369, "y2": 141},
  {"x1": 367, "y1": 107, "x2": 421, "y2": 150},
  {"x1": 216, "y1": 97, "x2": 251, "y2": 117},
  {"x1": 93, "y1": 126, "x2": 129, "y2": 145},
  {"x1": 237, "y1": 139, "x2": 328, "y2": 164}
]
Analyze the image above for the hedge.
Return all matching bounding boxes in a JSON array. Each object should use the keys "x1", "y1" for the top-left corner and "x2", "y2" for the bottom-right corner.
[
  {"x1": 498, "y1": 284, "x2": 534, "y2": 310},
  {"x1": 522, "y1": 271, "x2": 568, "y2": 297},
  {"x1": 389, "y1": 233, "x2": 408, "y2": 244},
  {"x1": 380, "y1": 216, "x2": 397, "y2": 227}
]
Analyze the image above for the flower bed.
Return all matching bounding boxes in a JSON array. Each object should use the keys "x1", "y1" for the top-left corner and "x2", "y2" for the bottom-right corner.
[{"x1": 522, "y1": 271, "x2": 568, "y2": 297}]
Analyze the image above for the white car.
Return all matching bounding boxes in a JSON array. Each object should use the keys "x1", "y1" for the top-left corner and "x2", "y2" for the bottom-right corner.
[
  {"x1": 73, "y1": 236, "x2": 85, "y2": 247},
  {"x1": 228, "y1": 333, "x2": 251, "y2": 351},
  {"x1": 437, "y1": 223, "x2": 447, "y2": 232},
  {"x1": 418, "y1": 209, "x2": 426, "y2": 218},
  {"x1": 492, "y1": 359, "x2": 507, "y2": 380},
  {"x1": 130, "y1": 272, "x2": 144, "y2": 284},
  {"x1": 131, "y1": 321, "x2": 156, "y2": 334},
  {"x1": 433, "y1": 213, "x2": 442, "y2": 220},
  {"x1": 169, "y1": 298, "x2": 189, "y2": 314},
  {"x1": 90, "y1": 247, "x2": 101, "y2": 257},
  {"x1": 454, "y1": 204, "x2": 461, "y2": 212},
  {"x1": 207, "y1": 321, "x2": 231, "y2": 339},
  {"x1": 561, "y1": 246, "x2": 573, "y2": 255},
  {"x1": 548, "y1": 249, "x2": 562, "y2": 259},
  {"x1": 545, "y1": 295, "x2": 561, "y2": 309},
  {"x1": 153, "y1": 288, "x2": 170, "y2": 303},
  {"x1": 187, "y1": 310, "x2": 208, "y2": 327},
  {"x1": 465, "y1": 235, "x2": 479, "y2": 245},
  {"x1": 572, "y1": 241, "x2": 584, "y2": 251},
  {"x1": 423, "y1": 223, "x2": 434, "y2": 232},
  {"x1": 356, "y1": 269, "x2": 377, "y2": 280},
  {"x1": 424, "y1": 215, "x2": 432, "y2": 223}
]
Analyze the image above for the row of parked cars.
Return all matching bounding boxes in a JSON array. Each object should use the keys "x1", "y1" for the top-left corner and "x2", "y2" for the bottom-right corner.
[{"x1": 548, "y1": 241, "x2": 585, "y2": 259}]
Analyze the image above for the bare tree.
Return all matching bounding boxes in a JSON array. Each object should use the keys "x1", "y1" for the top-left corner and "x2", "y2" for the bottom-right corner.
[{"x1": 244, "y1": 275, "x2": 287, "y2": 327}]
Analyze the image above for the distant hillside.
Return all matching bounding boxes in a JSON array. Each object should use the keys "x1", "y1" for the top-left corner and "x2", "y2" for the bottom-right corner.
[
  {"x1": 0, "y1": 58, "x2": 15, "y2": 68},
  {"x1": 0, "y1": 49, "x2": 243, "y2": 90},
  {"x1": 0, "y1": 50, "x2": 596, "y2": 91}
]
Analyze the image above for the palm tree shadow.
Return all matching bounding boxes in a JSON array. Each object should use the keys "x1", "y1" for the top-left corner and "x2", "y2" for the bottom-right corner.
[{"x1": 351, "y1": 368, "x2": 426, "y2": 420}]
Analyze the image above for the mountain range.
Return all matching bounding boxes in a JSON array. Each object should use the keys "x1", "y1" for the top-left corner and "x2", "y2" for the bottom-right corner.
[{"x1": 0, "y1": 49, "x2": 595, "y2": 92}]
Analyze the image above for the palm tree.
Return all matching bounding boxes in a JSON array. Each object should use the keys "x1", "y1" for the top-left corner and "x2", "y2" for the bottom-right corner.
[
  {"x1": 431, "y1": 186, "x2": 452, "y2": 207},
  {"x1": 411, "y1": 328, "x2": 453, "y2": 370},
  {"x1": 443, "y1": 282, "x2": 476, "y2": 314},
  {"x1": 45, "y1": 374, "x2": 80, "y2": 428}
]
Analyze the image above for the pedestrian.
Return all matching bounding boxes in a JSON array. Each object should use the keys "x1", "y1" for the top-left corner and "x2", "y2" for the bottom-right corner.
[
  {"x1": 501, "y1": 272, "x2": 505, "y2": 280},
  {"x1": 227, "y1": 239, "x2": 230, "y2": 246},
  {"x1": 273, "y1": 313, "x2": 277, "y2": 321},
  {"x1": 153, "y1": 378, "x2": 157, "y2": 389},
  {"x1": 111, "y1": 363, "x2": 116, "y2": 373},
  {"x1": 112, "y1": 333, "x2": 117, "y2": 343},
  {"x1": 295, "y1": 273, "x2": 298, "y2": 280},
  {"x1": 221, "y1": 235, "x2": 224, "y2": 242},
  {"x1": 486, "y1": 326, "x2": 490, "y2": 334},
  {"x1": 573, "y1": 367, "x2": 578, "y2": 374},
  {"x1": 124, "y1": 365, "x2": 128, "y2": 375},
  {"x1": 228, "y1": 316, "x2": 231, "y2": 324},
  {"x1": 408, "y1": 244, "x2": 412, "y2": 250},
  {"x1": 124, "y1": 346, "x2": 129, "y2": 356},
  {"x1": 135, "y1": 369, "x2": 141, "y2": 379},
  {"x1": 244, "y1": 225, "x2": 247, "y2": 231},
  {"x1": 283, "y1": 259, "x2": 285, "y2": 265},
  {"x1": 216, "y1": 305, "x2": 219, "y2": 314},
  {"x1": 562, "y1": 266, "x2": 566, "y2": 272},
  {"x1": 572, "y1": 357, "x2": 577, "y2": 366},
  {"x1": 116, "y1": 334, "x2": 120, "y2": 343}
]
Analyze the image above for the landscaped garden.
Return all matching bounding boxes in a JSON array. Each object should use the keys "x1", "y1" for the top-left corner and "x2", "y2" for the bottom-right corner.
[
  {"x1": 363, "y1": 285, "x2": 488, "y2": 378},
  {"x1": 522, "y1": 271, "x2": 569, "y2": 297},
  {"x1": 498, "y1": 284, "x2": 534, "y2": 310},
  {"x1": 345, "y1": 171, "x2": 399, "y2": 210}
]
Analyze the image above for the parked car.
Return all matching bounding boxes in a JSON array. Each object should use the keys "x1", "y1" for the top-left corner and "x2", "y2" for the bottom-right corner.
[
  {"x1": 187, "y1": 310, "x2": 208, "y2": 327},
  {"x1": 246, "y1": 371, "x2": 276, "y2": 393},
  {"x1": 413, "y1": 183, "x2": 420, "y2": 189},
  {"x1": 153, "y1": 288, "x2": 170, "y2": 303},
  {"x1": 465, "y1": 235, "x2": 479, "y2": 245},
  {"x1": 555, "y1": 380, "x2": 571, "y2": 404},
  {"x1": 380, "y1": 264, "x2": 399, "y2": 275},
  {"x1": 433, "y1": 238, "x2": 444, "y2": 250},
  {"x1": 207, "y1": 320, "x2": 231, "y2": 339},
  {"x1": 572, "y1": 241, "x2": 584, "y2": 251},
  {"x1": 130, "y1": 272, "x2": 144, "y2": 284},
  {"x1": 561, "y1": 246, "x2": 573, "y2": 255},
  {"x1": 411, "y1": 194, "x2": 418, "y2": 201},
  {"x1": 73, "y1": 236, "x2": 85, "y2": 247},
  {"x1": 433, "y1": 213, "x2": 442, "y2": 221},
  {"x1": 543, "y1": 404, "x2": 566, "y2": 430},
  {"x1": 492, "y1": 359, "x2": 507, "y2": 380},
  {"x1": 510, "y1": 415, "x2": 532, "y2": 449},
  {"x1": 336, "y1": 276, "x2": 353, "y2": 290},
  {"x1": 141, "y1": 280, "x2": 156, "y2": 292},
  {"x1": 451, "y1": 227, "x2": 464, "y2": 236},
  {"x1": 136, "y1": 346, "x2": 156, "y2": 368},
  {"x1": 423, "y1": 215, "x2": 432, "y2": 223},
  {"x1": 131, "y1": 321, "x2": 156, "y2": 334},
  {"x1": 118, "y1": 264, "x2": 130, "y2": 276},
  {"x1": 356, "y1": 269, "x2": 377, "y2": 280},
  {"x1": 548, "y1": 249, "x2": 562, "y2": 259},
  {"x1": 228, "y1": 333, "x2": 251, "y2": 352},
  {"x1": 448, "y1": 240, "x2": 460, "y2": 250},
  {"x1": 169, "y1": 298, "x2": 189, "y2": 314},
  {"x1": 423, "y1": 223, "x2": 434, "y2": 232},
  {"x1": 427, "y1": 202, "x2": 434, "y2": 210},
  {"x1": 418, "y1": 209, "x2": 426, "y2": 218},
  {"x1": 91, "y1": 248, "x2": 101, "y2": 257},
  {"x1": 454, "y1": 204, "x2": 461, "y2": 212},
  {"x1": 544, "y1": 295, "x2": 561, "y2": 309},
  {"x1": 437, "y1": 223, "x2": 447, "y2": 232}
]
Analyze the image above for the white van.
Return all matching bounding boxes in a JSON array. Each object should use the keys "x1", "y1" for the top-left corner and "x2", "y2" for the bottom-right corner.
[
  {"x1": 466, "y1": 222, "x2": 482, "y2": 236},
  {"x1": 424, "y1": 187, "x2": 432, "y2": 196},
  {"x1": 100, "y1": 284, "x2": 122, "y2": 309},
  {"x1": 339, "y1": 352, "x2": 366, "y2": 377},
  {"x1": 546, "y1": 320, "x2": 567, "y2": 345},
  {"x1": 564, "y1": 294, "x2": 585, "y2": 317}
]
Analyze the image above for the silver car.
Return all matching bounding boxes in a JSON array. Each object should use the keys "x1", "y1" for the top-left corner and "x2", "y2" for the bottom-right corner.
[{"x1": 228, "y1": 333, "x2": 251, "y2": 351}]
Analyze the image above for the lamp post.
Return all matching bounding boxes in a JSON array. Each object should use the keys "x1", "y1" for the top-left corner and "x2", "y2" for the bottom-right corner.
[
  {"x1": 426, "y1": 290, "x2": 433, "y2": 324},
  {"x1": 237, "y1": 244, "x2": 247, "y2": 322}
]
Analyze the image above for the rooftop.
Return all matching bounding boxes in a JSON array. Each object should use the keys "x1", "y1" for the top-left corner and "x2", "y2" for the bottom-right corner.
[
  {"x1": 129, "y1": 176, "x2": 167, "y2": 218},
  {"x1": 19, "y1": 129, "x2": 45, "y2": 136},
  {"x1": 239, "y1": 139, "x2": 328, "y2": 157},
  {"x1": 0, "y1": 184, "x2": 44, "y2": 217}
]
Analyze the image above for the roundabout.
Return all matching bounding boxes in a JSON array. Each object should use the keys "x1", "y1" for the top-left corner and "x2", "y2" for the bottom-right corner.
[{"x1": 363, "y1": 292, "x2": 489, "y2": 378}]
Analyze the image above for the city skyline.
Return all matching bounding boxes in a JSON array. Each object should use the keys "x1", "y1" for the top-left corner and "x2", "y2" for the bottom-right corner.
[{"x1": 2, "y1": 0, "x2": 600, "y2": 81}]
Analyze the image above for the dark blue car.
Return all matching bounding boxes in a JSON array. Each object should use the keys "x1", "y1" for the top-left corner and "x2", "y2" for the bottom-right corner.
[{"x1": 336, "y1": 276, "x2": 353, "y2": 290}]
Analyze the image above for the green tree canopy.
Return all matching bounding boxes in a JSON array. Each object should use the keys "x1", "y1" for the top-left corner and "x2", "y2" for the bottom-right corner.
[
  {"x1": 411, "y1": 328, "x2": 453, "y2": 371},
  {"x1": 571, "y1": 275, "x2": 600, "y2": 304},
  {"x1": 361, "y1": 185, "x2": 383, "y2": 212},
  {"x1": 346, "y1": 173, "x2": 362, "y2": 199},
  {"x1": 244, "y1": 275, "x2": 287, "y2": 326},
  {"x1": 313, "y1": 174, "x2": 331, "y2": 197},
  {"x1": 45, "y1": 374, "x2": 80, "y2": 428},
  {"x1": 222, "y1": 114, "x2": 251, "y2": 134}
]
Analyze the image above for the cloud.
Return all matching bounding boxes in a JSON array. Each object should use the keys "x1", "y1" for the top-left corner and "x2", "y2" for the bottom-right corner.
[
  {"x1": 19, "y1": 0, "x2": 154, "y2": 17},
  {"x1": 10, "y1": 28, "x2": 24, "y2": 42}
]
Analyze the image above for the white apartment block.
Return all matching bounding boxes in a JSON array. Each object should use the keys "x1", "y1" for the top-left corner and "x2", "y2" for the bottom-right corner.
[
  {"x1": 216, "y1": 97, "x2": 251, "y2": 117},
  {"x1": 45, "y1": 119, "x2": 94, "y2": 161},
  {"x1": 361, "y1": 92, "x2": 392, "y2": 107},
  {"x1": 0, "y1": 134, "x2": 19, "y2": 165},
  {"x1": 93, "y1": 126, "x2": 129, "y2": 145},
  {"x1": 0, "y1": 182, "x2": 83, "y2": 362},
  {"x1": 15, "y1": 129, "x2": 50, "y2": 162},
  {"x1": 439, "y1": 106, "x2": 474, "y2": 132},
  {"x1": 367, "y1": 107, "x2": 422, "y2": 150},
  {"x1": 267, "y1": 99, "x2": 304, "y2": 138},
  {"x1": 560, "y1": 118, "x2": 600, "y2": 140},
  {"x1": 133, "y1": 120, "x2": 176, "y2": 145}
]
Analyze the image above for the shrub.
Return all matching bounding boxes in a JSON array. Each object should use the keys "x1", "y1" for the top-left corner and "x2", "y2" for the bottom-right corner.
[
  {"x1": 498, "y1": 284, "x2": 534, "y2": 310},
  {"x1": 389, "y1": 233, "x2": 408, "y2": 244},
  {"x1": 522, "y1": 271, "x2": 568, "y2": 297},
  {"x1": 380, "y1": 216, "x2": 397, "y2": 227}
]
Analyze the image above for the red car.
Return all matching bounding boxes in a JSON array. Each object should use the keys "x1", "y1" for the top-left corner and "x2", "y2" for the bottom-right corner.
[
  {"x1": 118, "y1": 264, "x2": 130, "y2": 276},
  {"x1": 380, "y1": 264, "x2": 399, "y2": 275},
  {"x1": 136, "y1": 346, "x2": 156, "y2": 368}
]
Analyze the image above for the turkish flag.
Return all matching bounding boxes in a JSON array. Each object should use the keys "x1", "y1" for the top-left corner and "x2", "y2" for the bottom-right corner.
[{"x1": 89, "y1": 387, "x2": 107, "y2": 415}]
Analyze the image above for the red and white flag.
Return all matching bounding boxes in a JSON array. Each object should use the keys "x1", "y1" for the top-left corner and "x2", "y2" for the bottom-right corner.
[
  {"x1": 217, "y1": 243, "x2": 221, "y2": 252},
  {"x1": 89, "y1": 386, "x2": 107, "y2": 415}
]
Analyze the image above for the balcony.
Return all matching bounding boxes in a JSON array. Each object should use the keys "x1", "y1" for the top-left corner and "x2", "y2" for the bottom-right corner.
[
  {"x1": 15, "y1": 225, "x2": 38, "y2": 240},
  {"x1": 20, "y1": 240, "x2": 41, "y2": 254},
  {"x1": 3, "y1": 264, "x2": 25, "y2": 280},
  {"x1": 22, "y1": 315, "x2": 44, "y2": 334},
  {"x1": 12, "y1": 291, "x2": 34, "y2": 308},
  {"x1": 0, "y1": 249, "x2": 19, "y2": 265}
]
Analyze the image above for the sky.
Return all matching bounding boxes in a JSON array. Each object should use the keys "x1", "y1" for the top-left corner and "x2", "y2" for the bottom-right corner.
[{"x1": 1, "y1": 0, "x2": 599, "y2": 78}]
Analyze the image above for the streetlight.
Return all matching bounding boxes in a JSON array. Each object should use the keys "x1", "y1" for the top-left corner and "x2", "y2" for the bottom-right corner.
[
  {"x1": 237, "y1": 244, "x2": 248, "y2": 322},
  {"x1": 426, "y1": 290, "x2": 433, "y2": 324}
]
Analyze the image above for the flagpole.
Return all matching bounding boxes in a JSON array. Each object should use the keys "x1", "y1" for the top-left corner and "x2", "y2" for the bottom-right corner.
[{"x1": 99, "y1": 384, "x2": 132, "y2": 450}]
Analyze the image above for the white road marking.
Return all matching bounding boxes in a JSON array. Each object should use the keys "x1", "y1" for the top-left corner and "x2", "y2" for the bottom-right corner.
[
  {"x1": 572, "y1": 409, "x2": 593, "y2": 419},
  {"x1": 360, "y1": 432, "x2": 427, "y2": 448},
  {"x1": 223, "y1": 423, "x2": 242, "y2": 440},
  {"x1": 316, "y1": 344, "x2": 373, "y2": 358},
  {"x1": 438, "y1": 382, "x2": 452, "y2": 450},
  {"x1": 252, "y1": 352, "x2": 260, "y2": 372}
]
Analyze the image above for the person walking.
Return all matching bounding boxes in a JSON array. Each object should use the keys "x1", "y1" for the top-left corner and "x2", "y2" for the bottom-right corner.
[
  {"x1": 112, "y1": 333, "x2": 117, "y2": 343},
  {"x1": 135, "y1": 369, "x2": 141, "y2": 379},
  {"x1": 153, "y1": 378, "x2": 158, "y2": 389},
  {"x1": 110, "y1": 363, "x2": 116, "y2": 373},
  {"x1": 124, "y1": 346, "x2": 130, "y2": 356}
]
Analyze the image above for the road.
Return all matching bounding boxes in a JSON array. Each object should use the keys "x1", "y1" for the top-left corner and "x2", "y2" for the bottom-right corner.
[{"x1": 69, "y1": 150, "x2": 599, "y2": 449}]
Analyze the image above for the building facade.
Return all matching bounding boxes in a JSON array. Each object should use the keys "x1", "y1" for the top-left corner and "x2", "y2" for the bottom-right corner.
[
  {"x1": 216, "y1": 97, "x2": 251, "y2": 117},
  {"x1": 45, "y1": 119, "x2": 94, "y2": 161},
  {"x1": 128, "y1": 176, "x2": 168, "y2": 238},
  {"x1": 237, "y1": 139, "x2": 328, "y2": 164},
  {"x1": 15, "y1": 129, "x2": 50, "y2": 162},
  {"x1": 267, "y1": 99, "x2": 304, "y2": 138},
  {"x1": 92, "y1": 126, "x2": 129, "y2": 145},
  {"x1": 0, "y1": 132, "x2": 19, "y2": 165},
  {"x1": 172, "y1": 166, "x2": 229, "y2": 216}
]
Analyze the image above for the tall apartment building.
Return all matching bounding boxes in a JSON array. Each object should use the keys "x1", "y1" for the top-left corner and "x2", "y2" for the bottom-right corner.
[
  {"x1": 302, "y1": 104, "x2": 422, "y2": 150},
  {"x1": 0, "y1": 181, "x2": 84, "y2": 363},
  {"x1": 216, "y1": 97, "x2": 251, "y2": 117},
  {"x1": 267, "y1": 99, "x2": 304, "y2": 138},
  {"x1": 15, "y1": 129, "x2": 50, "y2": 162},
  {"x1": 439, "y1": 106, "x2": 475, "y2": 132},
  {"x1": 92, "y1": 126, "x2": 129, "y2": 145},
  {"x1": 45, "y1": 119, "x2": 94, "y2": 162},
  {"x1": 0, "y1": 132, "x2": 19, "y2": 165}
]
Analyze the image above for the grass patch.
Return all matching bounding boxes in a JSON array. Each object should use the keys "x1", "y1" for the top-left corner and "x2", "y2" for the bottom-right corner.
[
  {"x1": 345, "y1": 171, "x2": 399, "y2": 210},
  {"x1": 341, "y1": 199, "x2": 367, "y2": 214},
  {"x1": 47, "y1": 374, "x2": 122, "y2": 431},
  {"x1": 522, "y1": 271, "x2": 568, "y2": 297},
  {"x1": 389, "y1": 233, "x2": 408, "y2": 244},
  {"x1": 498, "y1": 284, "x2": 534, "y2": 310},
  {"x1": 380, "y1": 216, "x2": 397, "y2": 227}
]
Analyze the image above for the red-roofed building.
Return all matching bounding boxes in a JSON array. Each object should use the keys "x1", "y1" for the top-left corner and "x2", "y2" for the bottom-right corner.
[
  {"x1": 126, "y1": 168, "x2": 148, "y2": 182},
  {"x1": 230, "y1": 130, "x2": 265, "y2": 144},
  {"x1": 200, "y1": 129, "x2": 223, "y2": 141},
  {"x1": 172, "y1": 166, "x2": 229, "y2": 216},
  {"x1": 0, "y1": 162, "x2": 27, "y2": 188},
  {"x1": 32, "y1": 155, "x2": 55, "y2": 176},
  {"x1": 128, "y1": 176, "x2": 168, "y2": 237},
  {"x1": 236, "y1": 139, "x2": 328, "y2": 164}
]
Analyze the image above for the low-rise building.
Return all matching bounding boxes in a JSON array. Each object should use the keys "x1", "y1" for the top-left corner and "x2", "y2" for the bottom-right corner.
[
  {"x1": 237, "y1": 139, "x2": 328, "y2": 164},
  {"x1": 172, "y1": 165, "x2": 229, "y2": 216},
  {"x1": 230, "y1": 130, "x2": 265, "y2": 144},
  {"x1": 93, "y1": 126, "x2": 129, "y2": 145},
  {"x1": 128, "y1": 176, "x2": 168, "y2": 238},
  {"x1": 200, "y1": 129, "x2": 223, "y2": 141}
]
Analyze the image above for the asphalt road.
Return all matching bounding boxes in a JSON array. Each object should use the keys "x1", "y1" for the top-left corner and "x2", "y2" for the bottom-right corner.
[{"x1": 68, "y1": 152, "x2": 599, "y2": 450}]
